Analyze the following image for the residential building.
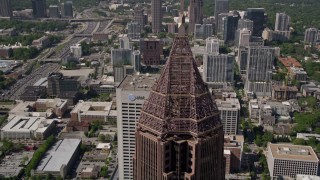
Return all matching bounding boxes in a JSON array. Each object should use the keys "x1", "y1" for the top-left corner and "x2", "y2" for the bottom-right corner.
[
  {"x1": 203, "y1": 54, "x2": 234, "y2": 88},
  {"x1": 237, "y1": 19, "x2": 253, "y2": 32},
  {"x1": 47, "y1": 73, "x2": 80, "y2": 97},
  {"x1": 278, "y1": 56, "x2": 302, "y2": 68},
  {"x1": 32, "y1": 0, "x2": 47, "y2": 18},
  {"x1": 35, "y1": 139, "x2": 81, "y2": 178},
  {"x1": 1, "y1": 116, "x2": 55, "y2": 140},
  {"x1": 70, "y1": 44, "x2": 82, "y2": 58},
  {"x1": 244, "y1": 8, "x2": 267, "y2": 36},
  {"x1": 0, "y1": 0, "x2": 12, "y2": 18},
  {"x1": 224, "y1": 135, "x2": 244, "y2": 173},
  {"x1": 300, "y1": 82, "x2": 320, "y2": 100},
  {"x1": 267, "y1": 143, "x2": 319, "y2": 179},
  {"x1": 70, "y1": 100, "x2": 112, "y2": 123},
  {"x1": 81, "y1": 166, "x2": 100, "y2": 179},
  {"x1": 262, "y1": 28, "x2": 291, "y2": 42},
  {"x1": 49, "y1": 5, "x2": 60, "y2": 18},
  {"x1": 194, "y1": 24, "x2": 213, "y2": 39},
  {"x1": 206, "y1": 37, "x2": 220, "y2": 54},
  {"x1": 116, "y1": 74, "x2": 159, "y2": 180},
  {"x1": 134, "y1": 6, "x2": 145, "y2": 32},
  {"x1": 141, "y1": 38, "x2": 162, "y2": 65},
  {"x1": 133, "y1": 37, "x2": 225, "y2": 179},
  {"x1": 32, "y1": 36, "x2": 50, "y2": 49},
  {"x1": 189, "y1": 0, "x2": 203, "y2": 34},
  {"x1": 127, "y1": 22, "x2": 141, "y2": 39},
  {"x1": 275, "y1": 13, "x2": 290, "y2": 31},
  {"x1": 245, "y1": 46, "x2": 277, "y2": 97},
  {"x1": 304, "y1": 28, "x2": 318, "y2": 44},
  {"x1": 216, "y1": 97, "x2": 240, "y2": 135},
  {"x1": 61, "y1": 1, "x2": 73, "y2": 18},
  {"x1": 151, "y1": 0, "x2": 162, "y2": 33}
]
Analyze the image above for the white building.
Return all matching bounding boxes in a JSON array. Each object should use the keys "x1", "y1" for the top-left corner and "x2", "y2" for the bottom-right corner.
[
  {"x1": 206, "y1": 37, "x2": 220, "y2": 54},
  {"x1": 116, "y1": 74, "x2": 159, "y2": 180},
  {"x1": 70, "y1": 44, "x2": 82, "y2": 58},
  {"x1": 203, "y1": 54, "x2": 234, "y2": 88},
  {"x1": 216, "y1": 98, "x2": 240, "y2": 135},
  {"x1": 1, "y1": 116, "x2": 55, "y2": 140},
  {"x1": 245, "y1": 46, "x2": 277, "y2": 97},
  {"x1": 267, "y1": 143, "x2": 319, "y2": 179}
]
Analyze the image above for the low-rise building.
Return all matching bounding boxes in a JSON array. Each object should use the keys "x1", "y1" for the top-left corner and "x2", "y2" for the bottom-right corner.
[
  {"x1": 80, "y1": 166, "x2": 100, "y2": 179},
  {"x1": 1, "y1": 116, "x2": 55, "y2": 140},
  {"x1": 272, "y1": 85, "x2": 298, "y2": 101},
  {"x1": 301, "y1": 82, "x2": 320, "y2": 100},
  {"x1": 32, "y1": 36, "x2": 50, "y2": 49},
  {"x1": 267, "y1": 143, "x2": 319, "y2": 179},
  {"x1": 0, "y1": 46, "x2": 12, "y2": 59},
  {"x1": 296, "y1": 133, "x2": 320, "y2": 141},
  {"x1": 289, "y1": 67, "x2": 308, "y2": 82},
  {"x1": 35, "y1": 139, "x2": 81, "y2": 178},
  {"x1": 70, "y1": 101, "x2": 112, "y2": 125},
  {"x1": 20, "y1": 86, "x2": 47, "y2": 101},
  {"x1": 296, "y1": 175, "x2": 320, "y2": 180},
  {"x1": 278, "y1": 56, "x2": 302, "y2": 68}
]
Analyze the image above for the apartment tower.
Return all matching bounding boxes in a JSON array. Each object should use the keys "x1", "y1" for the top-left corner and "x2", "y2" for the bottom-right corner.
[
  {"x1": 134, "y1": 36, "x2": 225, "y2": 179},
  {"x1": 189, "y1": 0, "x2": 203, "y2": 34}
]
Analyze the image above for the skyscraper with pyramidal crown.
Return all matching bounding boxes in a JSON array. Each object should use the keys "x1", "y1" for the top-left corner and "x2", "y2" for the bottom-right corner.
[{"x1": 133, "y1": 36, "x2": 225, "y2": 179}]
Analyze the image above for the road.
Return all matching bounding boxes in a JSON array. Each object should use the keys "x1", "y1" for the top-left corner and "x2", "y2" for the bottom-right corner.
[{"x1": 6, "y1": 63, "x2": 61, "y2": 100}]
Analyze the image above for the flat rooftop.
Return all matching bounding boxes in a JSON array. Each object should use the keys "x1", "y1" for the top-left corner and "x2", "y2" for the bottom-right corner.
[
  {"x1": 36, "y1": 139, "x2": 81, "y2": 172},
  {"x1": 269, "y1": 143, "x2": 319, "y2": 162},
  {"x1": 1, "y1": 116, "x2": 51, "y2": 133},
  {"x1": 118, "y1": 74, "x2": 159, "y2": 91},
  {"x1": 71, "y1": 101, "x2": 112, "y2": 114}
]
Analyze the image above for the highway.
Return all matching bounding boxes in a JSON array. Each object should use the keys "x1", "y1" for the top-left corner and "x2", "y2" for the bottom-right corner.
[{"x1": 6, "y1": 63, "x2": 61, "y2": 100}]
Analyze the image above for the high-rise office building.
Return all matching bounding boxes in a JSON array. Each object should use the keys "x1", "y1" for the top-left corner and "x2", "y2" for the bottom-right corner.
[
  {"x1": 0, "y1": 0, "x2": 12, "y2": 18},
  {"x1": 217, "y1": 13, "x2": 229, "y2": 38},
  {"x1": 214, "y1": 0, "x2": 229, "y2": 27},
  {"x1": 141, "y1": 38, "x2": 162, "y2": 65},
  {"x1": 206, "y1": 37, "x2": 220, "y2": 54},
  {"x1": 61, "y1": 1, "x2": 73, "y2": 18},
  {"x1": 111, "y1": 49, "x2": 132, "y2": 66},
  {"x1": 49, "y1": 5, "x2": 60, "y2": 18},
  {"x1": 237, "y1": 19, "x2": 253, "y2": 32},
  {"x1": 189, "y1": 0, "x2": 203, "y2": 34},
  {"x1": 237, "y1": 47, "x2": 248, "y2": 74},
  {"x1": 134, "y1": 36, "x2": 225, "y2": 179},
  {"x1": 235, "y1": 28, "x2": 251, "y2": 47},
  {"x1": 119, "y1": 37, "x2": 130, "y2": 50},
  {"x1": 304, "y1": 28, "x2": 318, "y2": 44},
  {"x1": 267, "y1": 143, "x2": 319, "y2": 179},
  {"x1": 275, "y1": 13, "x2": 290, "y2": 31},
  {"x1": 194, "y1": 24, "x2": 213, "y2": 39},
  {"x1": 116, "y1": 74, "x2": 159, "y2": 180},
  {"x1": 134, "y1": 6, "x2": 145, "y2": 32},
  {"x1": 222, "y1": 12, "x2": 240, "y2": 44},
  {"x1": 245, "y1": 46, "x2": 276, "y2": 97},
  {"x1": 151, "y1": 0, "x2": 162, "y2": 33},
  {"x1": 32, "y1": 0, "x2": 47, "y2": 18},
  {"x1": 216, "y1": 98, "x2": 240, "y2": 135},
  {"x1": 245, "y1": 8, "x2": 267, "y2": 37},
  {"x1": 132, "y1": 51, "x2": 141, "y2": 72},
  {"x1": 47, "y1": 73, "x2": 80, "y2": 97},
  {"x1": 127, "y1": 22, "x2": 141, "y2": 39},
  {"x1": 203, "y1": 54, "x2": 234, "y2": 88}
]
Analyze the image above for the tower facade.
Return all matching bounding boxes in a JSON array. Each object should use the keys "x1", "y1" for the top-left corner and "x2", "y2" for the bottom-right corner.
[
  {"x1": 32, "y1": 0, "x2": 47, "y2": 18},
  {"x1": 0, "y1": 0, "x2": 12, "y2": 18},
  {"x1": 134, "y1": 37, "x2": 225, "y2": 179},
  {"x1": 214, "y1": 0, "x2": 228, "y2": 33},
  {"x1": 275, "y1": 13, "x2": 290, "y2": 31},
  {"x1": 151, "y1": 0, "x2": 162, "y2": 33},
  {"x1": 189, "y1": 0, "x2": 203, "y2": 34},
  {"x1": 245, "y1": 8, "x2": 267, "y2": 37}
]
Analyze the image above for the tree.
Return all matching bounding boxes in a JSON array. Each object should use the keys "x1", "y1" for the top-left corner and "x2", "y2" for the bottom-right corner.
[
  {"x1": 293, "y1": 138, "x2": 306, "y2": 145},
  {"x1": 98, "y1": 134, "x2": 106, "y2": 142}
]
